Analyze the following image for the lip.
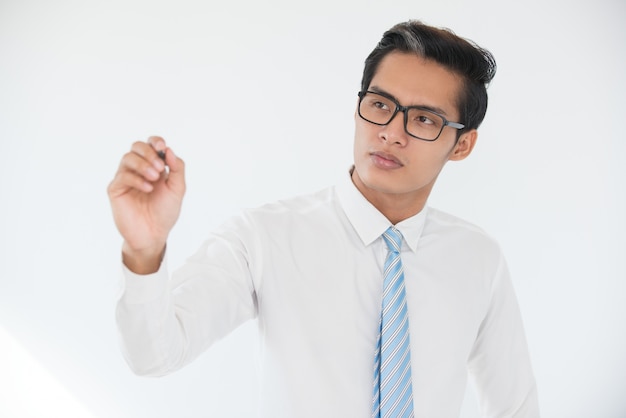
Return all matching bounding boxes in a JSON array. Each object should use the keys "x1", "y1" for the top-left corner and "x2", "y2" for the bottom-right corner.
[{"x1": 370, "y1": 151, "x2": 403, "y2": 169}]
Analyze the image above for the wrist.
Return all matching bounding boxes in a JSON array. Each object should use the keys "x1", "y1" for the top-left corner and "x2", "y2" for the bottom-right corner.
[{"x1": 122, "y1": 241, "x2": 166, "y2": 274}]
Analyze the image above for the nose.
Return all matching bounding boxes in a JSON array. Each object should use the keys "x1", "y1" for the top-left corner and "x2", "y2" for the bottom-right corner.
[{"x1": 379, "y1": 110, "x2": 408, "y2": 146}]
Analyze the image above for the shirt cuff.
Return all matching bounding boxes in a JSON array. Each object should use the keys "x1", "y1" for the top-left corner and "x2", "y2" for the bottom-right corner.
[{"x1": 118, "y1": 256, "x2": 170, "y2": 304}]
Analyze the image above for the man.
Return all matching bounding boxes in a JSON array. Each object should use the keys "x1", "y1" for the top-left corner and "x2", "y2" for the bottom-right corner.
[{"x1": 109, "y1": 20, "x2": 539, "y2": 417}]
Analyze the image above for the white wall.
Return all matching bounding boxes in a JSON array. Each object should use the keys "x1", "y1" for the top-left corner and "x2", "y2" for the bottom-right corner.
[{"x1": 1, "y1": 0, "x2": 624, "y2": 417}]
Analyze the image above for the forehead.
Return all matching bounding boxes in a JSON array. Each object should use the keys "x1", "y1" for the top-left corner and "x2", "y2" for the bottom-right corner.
[{"x1": 369, "y1": 52, "x2": 462, "y2": 118}]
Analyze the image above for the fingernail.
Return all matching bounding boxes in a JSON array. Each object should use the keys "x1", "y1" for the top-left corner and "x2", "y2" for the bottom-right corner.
[
  {"x1": 152, "y1": 158, "x2": 164, "y2": 171},
  {"x1": 146, "y1": 167, "x2": 159, "y2": 179}
]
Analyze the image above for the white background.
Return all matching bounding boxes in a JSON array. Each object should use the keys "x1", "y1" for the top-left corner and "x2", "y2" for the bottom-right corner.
[{"x1": 1, "y1": 0, "x2": 625, "y2": 417}]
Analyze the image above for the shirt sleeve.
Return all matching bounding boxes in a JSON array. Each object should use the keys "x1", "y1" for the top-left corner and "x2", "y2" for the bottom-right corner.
[
  {"x1": 115, "y1": 217, "x2": 258, "y2": 377},
  {"x1": 467, "y1": 254, "x2": 540, "y2": 417}
]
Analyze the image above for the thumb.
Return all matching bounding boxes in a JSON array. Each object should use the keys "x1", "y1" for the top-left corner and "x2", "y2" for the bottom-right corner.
[{"x1": 163, "y1": 148, "x2": 186, "y2": 195}]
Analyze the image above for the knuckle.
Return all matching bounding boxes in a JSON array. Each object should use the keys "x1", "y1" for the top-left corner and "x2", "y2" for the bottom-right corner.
[
  {"x1": 107, "y1": 172, "x2": 125, "y2": 195},
  {"x1": 130, "y1": 141, "x2": 151, "y2": 156}
]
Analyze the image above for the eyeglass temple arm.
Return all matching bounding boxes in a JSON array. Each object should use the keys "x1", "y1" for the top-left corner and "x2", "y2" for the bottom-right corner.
[{"x1": 447, "y1": 121, "x2": 465, "y2": 130}]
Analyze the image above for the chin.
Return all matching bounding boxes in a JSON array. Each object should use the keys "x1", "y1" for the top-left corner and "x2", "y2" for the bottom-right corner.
[{"x1": 358, "y1": 167, "x2": 406, "y2": 194}]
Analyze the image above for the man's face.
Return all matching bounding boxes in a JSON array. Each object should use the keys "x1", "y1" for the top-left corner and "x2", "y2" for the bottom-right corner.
[{"x1": 352, "y1": 51, "x2": 475, "y2": 211}]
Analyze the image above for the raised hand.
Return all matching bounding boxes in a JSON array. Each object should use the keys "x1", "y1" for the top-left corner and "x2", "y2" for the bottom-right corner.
[{"x1": 107, "y1": 136, "x2": 186, "y2": 273}]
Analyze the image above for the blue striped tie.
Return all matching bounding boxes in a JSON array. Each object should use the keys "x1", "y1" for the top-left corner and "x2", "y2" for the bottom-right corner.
[{"x1": 372, "y1": 227, "x2": 414, "y2": 418}]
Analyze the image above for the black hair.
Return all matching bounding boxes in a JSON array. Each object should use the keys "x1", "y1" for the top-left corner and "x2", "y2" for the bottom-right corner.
[{"x1": 361, "y1": 20, "x2": 497, "y2": 134}]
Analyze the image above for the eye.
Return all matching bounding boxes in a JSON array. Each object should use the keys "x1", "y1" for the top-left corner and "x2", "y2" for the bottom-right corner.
[
  {"x1": 415, "y1": 114, "x2": 435, "y2": 125},
  {"x1": 372, "y1": 100, "x2": 390, "y2": 111}
]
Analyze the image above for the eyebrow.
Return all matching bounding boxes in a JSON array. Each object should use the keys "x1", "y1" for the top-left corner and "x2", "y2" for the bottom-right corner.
[{"x1": 368, "y1": 86, "x2": 451, "y2": 117}]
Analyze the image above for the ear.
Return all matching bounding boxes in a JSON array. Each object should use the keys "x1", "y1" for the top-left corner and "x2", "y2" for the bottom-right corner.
[{"x1": 448, "y1": 129, "x2": 478, "y2": 162}]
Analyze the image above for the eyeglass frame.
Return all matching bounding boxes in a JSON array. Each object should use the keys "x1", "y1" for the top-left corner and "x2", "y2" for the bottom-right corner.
[{"x1": 357, "y1": 90, "x2": 465, "y2": 142}]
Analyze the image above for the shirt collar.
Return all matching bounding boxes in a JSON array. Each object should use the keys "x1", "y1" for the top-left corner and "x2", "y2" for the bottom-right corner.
[{"x1": 336, "y1": 167, "x2": 428, "y2": 252}]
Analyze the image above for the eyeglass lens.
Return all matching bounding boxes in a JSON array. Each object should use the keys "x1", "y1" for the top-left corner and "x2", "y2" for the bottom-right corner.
[{"x1": 359, "y1": 92, "x2": 445, "y2": 141}]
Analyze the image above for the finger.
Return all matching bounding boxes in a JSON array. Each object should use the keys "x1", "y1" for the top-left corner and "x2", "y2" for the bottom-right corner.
[
  {"x1": 119, "y1": 151, "x2": 161, "y2": 182},
  {"x1": 130, "y1": 141, "x2": 165, "y2": 172},
  {"x1": 147, "y1": 136, "x2": 167, "y2": 171},
  {"x1": 108, "y1": 169, "x2": 154, "y2": 197},
  {"x1": 162, "y1": 148, "x2": 186, "y2": 195},
  {"x1": 147, "y1": 136, "x2": 167, "y2": 156},
  {"x1": 147, "y1": 135, "x2": 165, "y2": 149}
]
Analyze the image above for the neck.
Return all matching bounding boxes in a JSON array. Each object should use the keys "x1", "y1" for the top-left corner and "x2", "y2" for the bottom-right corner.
[{"x1": 350, "y1": 167, "x2": 430, "y2": 224}]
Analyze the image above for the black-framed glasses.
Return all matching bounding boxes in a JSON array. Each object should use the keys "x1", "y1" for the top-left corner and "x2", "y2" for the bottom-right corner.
[{"x1": 357, "y1": 90, "x2": 465, "y2": 141}]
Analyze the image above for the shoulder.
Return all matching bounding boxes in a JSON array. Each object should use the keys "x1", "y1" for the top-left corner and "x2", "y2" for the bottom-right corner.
[
  {"x1": 250, "y1": 186, "x2": 336, "y2": 216},
  {"x1": 423, "y1": 207, "x2": 503, "y2": 258},
  {"x1": 219, "y1": 186, "x2": 339, "y2": 234},
  {"x1": 211, "y1": 186, "x2": 345, "y2": 271},
  {"x1": 420, "y1": 208, "x2": 509, "y2": 290},
  {"x1": 425, "y1": 207, "x2": 489, "y2": 234}
]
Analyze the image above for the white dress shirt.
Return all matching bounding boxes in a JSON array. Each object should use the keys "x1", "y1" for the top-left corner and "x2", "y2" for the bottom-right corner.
[{"x1": 116, "y1": 173, "x2": 539, "y2": 417}]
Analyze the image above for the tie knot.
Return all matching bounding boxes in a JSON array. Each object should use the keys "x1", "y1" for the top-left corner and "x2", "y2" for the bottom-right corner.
[{"x1": 382, "y1": 227, "x2": 403, "y2": 254}]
